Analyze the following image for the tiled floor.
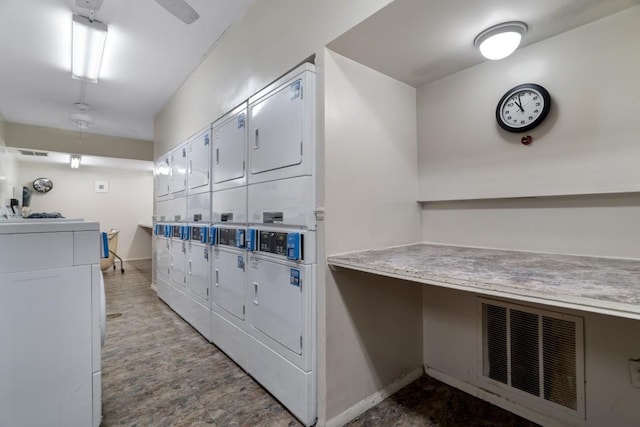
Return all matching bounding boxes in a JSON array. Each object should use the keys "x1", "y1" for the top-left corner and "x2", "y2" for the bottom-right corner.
[{"x1": 101, "y1": 260, "x2": 538, "y2": 426}]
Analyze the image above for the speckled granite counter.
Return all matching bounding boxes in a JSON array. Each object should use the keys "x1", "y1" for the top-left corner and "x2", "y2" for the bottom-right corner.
[{"x1": 327, "y1": 243, "x2": 640, "y2": 320}]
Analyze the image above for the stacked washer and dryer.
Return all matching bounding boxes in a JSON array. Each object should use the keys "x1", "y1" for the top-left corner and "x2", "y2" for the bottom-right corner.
[{"x1": 153, "y1": 63, "x2": 317, "y2": 426}]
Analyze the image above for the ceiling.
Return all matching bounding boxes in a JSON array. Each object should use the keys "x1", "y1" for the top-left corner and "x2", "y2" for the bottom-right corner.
[
  {"x1": 2, "y1": 0, "x2": 637, "y2": 150},
  {"x1": 0, "y1": 0, "x2": 254, "y2": 142},
  {"x1": 329, "y1": 0, "x2": 639, "y2": 88}
]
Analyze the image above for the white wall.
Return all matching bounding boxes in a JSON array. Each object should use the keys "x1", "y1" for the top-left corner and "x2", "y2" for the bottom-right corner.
[
  {"x1": 324, "y1": 50, "x2": 423, "y2": 424},
  {"x1": 418, "y1": 7, "x2": 640, "y2": 260},
  {"x1": 0, "y1": 115, "x2": 19, "y2": 206},
  {"x1": 417, "y1": 6, "x2": 640, "y2": 201},
  {"x1": 154, "y1": 0, "x2": 394, "y2": 157},
  {"x1": 18, "y1": 162, "x2": 153, "y2": 260},
  {"x1": 6, "y1": 122, "x2": 153, "y2": 161},
  {"x1": 417, "y1": 6, "x2": 640, "y2": 427}
]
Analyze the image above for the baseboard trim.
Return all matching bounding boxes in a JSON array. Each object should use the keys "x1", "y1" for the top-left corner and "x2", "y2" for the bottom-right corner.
[
  {"x1": 123, "y1": 257, "x2": 152, "y2": 262},
  {"x1": 325, "y1": 367, "x2": 423, "y2": 427}
]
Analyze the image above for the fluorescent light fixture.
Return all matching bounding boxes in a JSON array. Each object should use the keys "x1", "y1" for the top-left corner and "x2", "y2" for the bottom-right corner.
[
  {"x1": 72, "y1": 14, "x2": 108, "y2": 82},
  {"x1": 474, "y1": 22, "x2": 527, "y2": 60},
  {"x1": 70, "y1": 154, "x2": 82, "y2": 168}
]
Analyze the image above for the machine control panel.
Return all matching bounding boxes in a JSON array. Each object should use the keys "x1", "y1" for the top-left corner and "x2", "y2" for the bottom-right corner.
[
  {"x1": 190, "y1": 226, "x2": 208, "y2": 243},
  {"x1": 155, "y1": 224, "x2": 166, "y2": 236},
  {"x1": 256, "y1": 230, "x2": 303, "y2": 260},
  {"x1": 172, "y1": 225, "x2": 181, "y2": 239},
  {"x1": 217, "y1": 227, "x2": 246, "y2": 248}
]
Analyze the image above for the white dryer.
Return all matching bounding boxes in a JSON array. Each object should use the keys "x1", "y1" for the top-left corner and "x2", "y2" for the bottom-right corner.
[
  {"x1": 187, "y1": 127, "x2": 212, "y2": 196},
  {"x1": 248, "y1": 63, "x2": 315, "y2": 184}
]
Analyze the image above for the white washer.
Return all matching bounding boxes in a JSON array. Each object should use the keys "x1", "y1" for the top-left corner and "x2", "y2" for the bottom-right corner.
[
  {"x1": 0, "y1": 220, "x2": 103, "y2": 427},
  {"x1": 210, "y1": 225, "x2": 249, "y2": 369},
  {"x1": 245, "y1": 226, "x2": 316, "y2": 426},
  {"x1": 185, "y1": 224, "x2": 212, "y2": 341}
]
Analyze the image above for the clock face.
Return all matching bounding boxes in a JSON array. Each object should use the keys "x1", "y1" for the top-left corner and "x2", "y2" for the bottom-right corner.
[
  {"x1": 496, "y1": 83, "x2": 551, "y2": 133},
  {"x1": 33, "y1": 177, "x2": 53, "y2": 193}
]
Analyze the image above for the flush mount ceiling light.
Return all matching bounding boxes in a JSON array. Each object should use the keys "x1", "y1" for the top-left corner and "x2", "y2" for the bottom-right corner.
[
  {"x1": 474, "y1": 21, "x2": 527, "y2": 60},
  {"x1": 72, "y1": 14, "x2": 108, "y2": 82},
  {"x1": 70, "y1": 154, "x2": 82, "y2": 169}
]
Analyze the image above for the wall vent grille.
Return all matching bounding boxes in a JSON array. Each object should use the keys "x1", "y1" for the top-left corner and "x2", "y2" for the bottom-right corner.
[
  {"x1": 480, "y1": 299, "x2": 584, "y2": 417},
  {"x1": 18, "y1": 150, "x2": 48, "y2": 157}
]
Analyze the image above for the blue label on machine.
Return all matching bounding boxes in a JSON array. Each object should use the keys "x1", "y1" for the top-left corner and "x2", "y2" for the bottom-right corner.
[
  {"x1": 290, "y1": 269, "x2": 301, "y2": 287},
  {"x1": 246, "y1": 228, "x2": 256, "y2": 251},
  {"x1": 181, "y1": 225, "x2": 190, "y2": 240},
  {"x1": 237, "y1": 255, "x2": 245, "y2": 270},
  {"x1": 290, "y1": 80, "x2": 301, "y2": 100},
  {"x1": 202, "y1": 227, "x2": 208, "y2": 243},
  {"x1": 208, "y1": 226, "x2": 217, "y2": 245},
  {"x1": 237, "y1": 114, "x2": 245, "y2": 129},
  {"x1": 286, "y1": 232, "x2": 301, "y2": 261},
  {"x1": 236, "y1": 229, "x2": 246, "y2": 248},
  {"x1": 204, "y1": 133, "x2": 210, "y2": 145},
  {"x1": 182, "y1": 148, "x2": 186, "y2": 157}
]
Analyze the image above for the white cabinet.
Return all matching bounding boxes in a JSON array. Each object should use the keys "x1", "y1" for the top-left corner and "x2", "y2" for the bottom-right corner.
[
  {"x1": 187, "y1": 128, "x2": 211, "y2": 195},
  {"x1": 212, "y1": 247, "x2": 246, "y2": 321},
  {"x1": 213, "y1": 104, "x2": 247, "y2": 191},
  {"x1": 170, "y1": 144, "x2": 187, "y2": 196},
  {"x1": 248, "y1": 64, "x2": 315, "y2": 184}
]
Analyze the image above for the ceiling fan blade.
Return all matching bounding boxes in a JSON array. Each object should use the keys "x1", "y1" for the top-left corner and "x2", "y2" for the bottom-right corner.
[{"x1": 155, "y1": 0, "x2": 200, "y2": 24}]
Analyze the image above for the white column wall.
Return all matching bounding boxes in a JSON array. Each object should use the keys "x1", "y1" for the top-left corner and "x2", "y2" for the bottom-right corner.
[{"x1": 323, "y1": 50, "x2": 423, "y2": 425}]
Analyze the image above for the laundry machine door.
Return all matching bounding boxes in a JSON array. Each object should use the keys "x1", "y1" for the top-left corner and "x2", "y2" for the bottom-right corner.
[
  {"x1": 213, "y1": 107, "x2": 246, "y2": 187},
  {"x1": 187, "y1": 243, "x2": 210, "y2": 304},
  {"x1": 212, "y1": 248, "x2": 246, "y2": 321},
  {"x1": 249, "y1": 78, "x2": 304, "y2": 177},
  {"x1": 170, "y1": 144, "x2": 187, "y2": 195},
  {"x1": 188, "y1": 129, "x2": 211, "y2": 194},
  {"x1": 157, "y1": 237, "x2": 170, "y2": 279},
  {"x1": 248, "y1": 256, "x2": 310, "y2": 355},
  {"x1": 169, "y1": 240, "x2": 186, "y2": 289}
]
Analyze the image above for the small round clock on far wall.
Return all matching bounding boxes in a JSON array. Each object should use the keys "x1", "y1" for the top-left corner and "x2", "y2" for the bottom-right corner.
[
  {"x1": 496, "y1": 83, "x2": 551, "y2": 133},
  {"x1": 32, "y1": 177, "x2": 53, "y2": 193}
]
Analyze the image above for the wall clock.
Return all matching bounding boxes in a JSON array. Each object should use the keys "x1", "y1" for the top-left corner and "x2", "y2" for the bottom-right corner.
[
  {"x1": 496, "y1": 83, "x2": 551, "y2": 133},
  {"x1": 32, "y1": 177, "x2": 54, "y2": 193}
]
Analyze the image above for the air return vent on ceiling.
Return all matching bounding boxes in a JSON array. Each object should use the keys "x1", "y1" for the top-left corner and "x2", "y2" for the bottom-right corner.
[
  {"x1": 18, "y1": 150, "x2": 48, "y2": 157},
  {"x1": 479, "y1": 298, "x2": 585, "y2": 418}
]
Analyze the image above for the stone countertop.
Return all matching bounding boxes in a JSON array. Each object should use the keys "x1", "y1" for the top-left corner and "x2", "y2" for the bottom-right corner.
[{"x1": 327, "y1": 243, "x2": 640, "y2": 320}]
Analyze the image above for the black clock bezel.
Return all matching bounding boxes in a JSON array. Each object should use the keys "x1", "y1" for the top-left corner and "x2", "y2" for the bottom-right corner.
[
  {"x1": 32, "y1": 177, "x2": 54, "y2": 193},
  {"x1": 496, "y1": 83, "x2": 551, "y2": 133}
]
